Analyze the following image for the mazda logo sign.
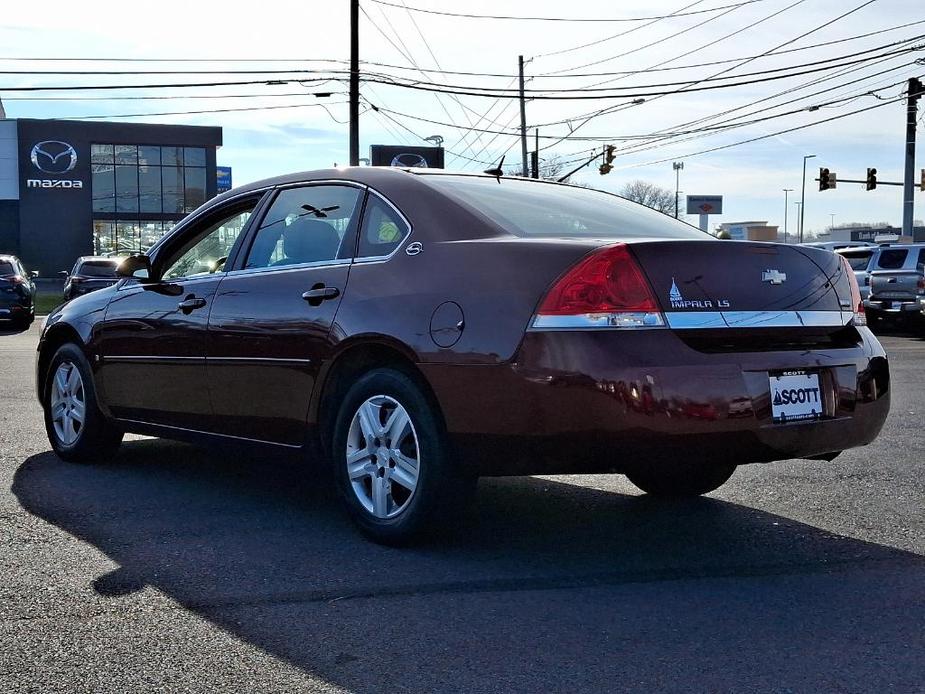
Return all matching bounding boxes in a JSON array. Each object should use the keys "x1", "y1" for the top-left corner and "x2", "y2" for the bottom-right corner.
[
  {"x1": 389, "y1": 153, "x2": 429, "y2": 168},
  {"x1": 30, "y1": 140, "x2": 78, "y2": 174}
]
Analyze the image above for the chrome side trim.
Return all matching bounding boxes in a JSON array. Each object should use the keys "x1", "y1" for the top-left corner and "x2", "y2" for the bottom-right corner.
[
  {"x1": 105, "y1": 355, "x2": 312, "y2": 366},
  {"x1": 207, "y1": 356, "x2": 312, "y2": 366},
  {"x1": 665, "y1": 310, "x2": 852, "y2": 329},
  {"x1": 114, "y1": 418, "x2": 302, "y2": 449},
  {"x1": 104, "y1": 355, "x2": 204, "y2": 364}
]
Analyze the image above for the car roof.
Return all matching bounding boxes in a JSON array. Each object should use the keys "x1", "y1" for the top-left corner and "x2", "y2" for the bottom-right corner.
[
  {"x1": 835, "y1": 246, "x2": 876, "y2": 254},
  {"x1": 77, "y1": 256, "x2": 121, "y2": 263}
]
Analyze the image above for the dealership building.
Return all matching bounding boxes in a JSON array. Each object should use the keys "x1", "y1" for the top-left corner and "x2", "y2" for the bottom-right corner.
[{"x1": 0, "y1": 118, "x2": 223, "y2": 275}]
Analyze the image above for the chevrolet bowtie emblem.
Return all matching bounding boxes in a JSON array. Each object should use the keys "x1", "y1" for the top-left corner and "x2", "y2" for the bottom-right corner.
[{"x1": 762, "y1": 269, "x2": 787, "y2": 285}]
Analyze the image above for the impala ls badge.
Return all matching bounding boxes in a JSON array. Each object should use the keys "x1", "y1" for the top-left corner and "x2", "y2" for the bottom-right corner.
[{"x1": 762, "y1": 269, "x2": 787, "y2": 285}]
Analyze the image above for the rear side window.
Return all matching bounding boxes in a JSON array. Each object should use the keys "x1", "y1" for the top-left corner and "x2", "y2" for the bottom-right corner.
[
  {"x1": 0, "y1": 261, "x2": 14, "y2": 275},
  {"x1": 917, "y1": 248, "x2": 925, "y2": 269},
  {"x1": 421, "y1": 175, "x2": 705, "y2": 240},
  {"x1": 840, "y1": 252, "x2": 873, "y2": 271},
  {"x1": 77, "y1": 261, "x2": 119, "y2": 277},
  {"x1": 876, "y1": 249, "x2": 908, "y2": 269},
  {"x1": 244, "y1": 185, "x2": 363, "y2": 270},
  {"x1": 357, "y1": 195, "x2": 409, "y2": 258}
]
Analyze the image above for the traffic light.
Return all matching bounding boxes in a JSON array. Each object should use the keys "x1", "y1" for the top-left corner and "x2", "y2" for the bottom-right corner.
[
  {"x1": 599, "y1": 145, "x2": 616, "y2": 175},
  {"x1": 866, "y1": 167, "x2": 877, "y2": 191},
  {"x1": 818, "y1": 167, "x2": 836, "y2": 191}
]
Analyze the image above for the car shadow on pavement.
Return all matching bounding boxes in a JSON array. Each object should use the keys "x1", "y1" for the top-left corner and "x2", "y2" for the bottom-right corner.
[{"x1": 12, "y1": 440, "x2": 925, "y2": 692}]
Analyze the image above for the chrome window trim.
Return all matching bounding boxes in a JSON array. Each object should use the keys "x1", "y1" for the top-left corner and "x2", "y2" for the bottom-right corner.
[
  {"x1": 115, "y1": 272, "x2": 226, "y2": 292},
  {"x1": 225, "y1": 260, "x2": 352, "y2": 278}
]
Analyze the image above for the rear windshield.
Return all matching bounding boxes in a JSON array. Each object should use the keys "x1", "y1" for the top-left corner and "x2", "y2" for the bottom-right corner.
[
  {"x1": 421, "y1": 175, "x2": 706, "y2": 240},
  {"x1": 839, "y1": 251, "x2": 873, "y2": 271},
  {"x1": 77, "y1": 260, "x2": 119, "y2": 277},
  {"x1": 0, "y1": 261, "x2": 15, "y2": 275},
  {"x1": 876, "y1": 249, "x2": 908, "y2": 269}
]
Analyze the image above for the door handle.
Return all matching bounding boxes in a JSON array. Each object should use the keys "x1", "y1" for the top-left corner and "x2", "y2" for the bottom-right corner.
[
  {"x1": 178, "y1": 296, "x2": 207, "y2": 313},
  {"x1": 302, "y1": 285, "x2": 340, "y2": 306}
]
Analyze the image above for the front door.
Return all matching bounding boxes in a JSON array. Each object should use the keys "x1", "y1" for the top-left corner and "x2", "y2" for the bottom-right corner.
[
  {"x1": 98, "y1": 197, "x2": 262, "y2": 429},
  {"x1": 206, "y1": 183, "x2": 364, "y2": 445}
]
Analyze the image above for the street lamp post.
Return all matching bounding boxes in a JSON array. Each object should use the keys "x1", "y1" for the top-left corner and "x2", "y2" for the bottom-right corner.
[
  {"x1": 799, "y1": 154, "x2": 816, "y2": 243},
  {"x1": 830, "y1": 213, "x2": 836, "y2": 232},
  {"x1": 782, "y1": 188, "x2": 793, "y2": 243},
  {"x1": 673, "y1": 161, "x2": 684, "y2": 219}
]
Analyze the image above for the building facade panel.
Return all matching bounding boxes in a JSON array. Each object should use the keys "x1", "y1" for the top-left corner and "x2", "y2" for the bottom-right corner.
[{"x1": 11, "y1": 119, "x2": 221, "y2": 275}]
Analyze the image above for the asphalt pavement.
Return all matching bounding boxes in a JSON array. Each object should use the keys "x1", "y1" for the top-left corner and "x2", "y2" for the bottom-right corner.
[{"x1": 1, "y1": 322, "x2": 923, "y2": 693}]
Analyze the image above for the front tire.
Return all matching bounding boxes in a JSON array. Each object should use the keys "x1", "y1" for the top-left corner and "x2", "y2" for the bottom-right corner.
[
  {"x1": 332, "y1": 367, "x2": 474, "y2": 545},
  {"x1": 626, "y1": 461, "x2": 736, "y2": 497},
  {"x1": 44, "y1": 343, "x2": 123, "y2": 463}
]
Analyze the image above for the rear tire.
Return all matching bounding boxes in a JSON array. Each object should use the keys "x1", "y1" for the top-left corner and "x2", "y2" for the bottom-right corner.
[
  {"x1": 44, "y1": 343, "x2": 123, "y2": 463},
  {"x1": 626, "y1": 461, "x2": 736, "y2": 498},
  {"x1": 332, "y1": 367, "x2": 475, "y2": 545}
]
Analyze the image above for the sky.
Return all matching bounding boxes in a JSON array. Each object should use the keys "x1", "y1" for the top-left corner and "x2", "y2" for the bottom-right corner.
[{"x1": 1, "y1": 0, "x2": 923, "y2": 236}]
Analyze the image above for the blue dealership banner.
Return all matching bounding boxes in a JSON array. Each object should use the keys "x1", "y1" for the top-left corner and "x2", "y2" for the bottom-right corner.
[{"x1": 216, "y1": 166, "x2": 232, "y2": 193}]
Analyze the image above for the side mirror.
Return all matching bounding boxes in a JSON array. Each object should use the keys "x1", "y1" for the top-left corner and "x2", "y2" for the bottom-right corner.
[
  {"x1": 29, "y1": 270, "x2": 39, "y2": 278},
  {"x1": 117, "y1": 254, "x2": 154, "y2": 282}
]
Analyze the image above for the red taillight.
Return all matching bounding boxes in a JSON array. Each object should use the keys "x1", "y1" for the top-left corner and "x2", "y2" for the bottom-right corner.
[
  {"x1": 917, "y1": 277, "x2": 925, "y2": 294},
  {"x1": 5, "y1": 275, "x2": 26, "y2": 285},
  {"x1": 533, "y1": 244, "x2": 665, "y2": 329},
  {"x1": 839, "y1": 256, "x2": 865, "y2": 326}
]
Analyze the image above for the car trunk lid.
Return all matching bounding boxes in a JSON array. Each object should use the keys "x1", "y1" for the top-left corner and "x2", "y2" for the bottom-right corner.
[{"x1": 628, "y1": 240, "x2": 850, "y2": 326}]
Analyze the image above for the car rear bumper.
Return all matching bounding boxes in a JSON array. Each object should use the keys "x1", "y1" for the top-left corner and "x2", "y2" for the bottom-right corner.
[
  {"x1": 421, "y1": 327, "x2": 890, "y2": 476},
  {"x1": 0, "y1": 298, "x2": 33, "y2": 321},
  {"x1": 865, "y1": 298, "x2": 922, "y2": 314}
]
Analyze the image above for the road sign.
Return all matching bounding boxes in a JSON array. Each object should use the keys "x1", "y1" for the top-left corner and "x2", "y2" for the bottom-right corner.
[{"x1": 686, "y1": 195, "x2": 723, "y2": 215}]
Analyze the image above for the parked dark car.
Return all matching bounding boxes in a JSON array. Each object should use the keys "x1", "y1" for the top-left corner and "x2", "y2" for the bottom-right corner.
[
  {"x1": 35, "y1": 168, "x2": 890, "y2": 543},
  {"x1": 0, "y1": 254, "x2": 37, "y2": 328},
  {"x1": 61, "y1": 256, "x2": 123, "y2": 301}
]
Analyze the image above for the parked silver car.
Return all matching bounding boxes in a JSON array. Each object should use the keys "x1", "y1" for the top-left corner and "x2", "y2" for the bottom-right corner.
[{"x1": 835, "y1": 246, "x2": 877, "y2": 301}]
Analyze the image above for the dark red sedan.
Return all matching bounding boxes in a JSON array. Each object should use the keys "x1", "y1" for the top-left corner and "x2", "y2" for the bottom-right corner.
[{"x1": 36, "y1": 168, "x2": 890, "y2": 543}]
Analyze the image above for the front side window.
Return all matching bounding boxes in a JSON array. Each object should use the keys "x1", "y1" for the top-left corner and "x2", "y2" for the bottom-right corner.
[
  {"x1": 161, "y1": 206, "x2": 256, "y2": 281},
  {"x1": 840, "y1": 251, "x2": 873, "y2": 271},
  {"x1": 244, "y1": 185, "x2": 362, "y2": 270},
  {"x1": 357, "y1": 195, "x2": 409, "y2": 258}
]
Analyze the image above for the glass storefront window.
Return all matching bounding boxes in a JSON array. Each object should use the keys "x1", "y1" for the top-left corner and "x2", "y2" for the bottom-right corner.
[
  {"x1": 93, "y1": 221, "x2": 116, "y2": 255},
  {"x1": 116, "y1": 221, "x2": 139, "y2": 255},
  {"x1": 162, "y1": 166, "x2": 184, "y2": 213},
  {"x1": 184, "y1": 167, "x2": 206, "y2": 213},
  {"x1": 92, "y1": 164, "x2": 116, "y2": 212},
  {"x1": 114, "y1": 145, "x2": 138, "y2": 165},
  {"x1": 138, "y1": 145, "x2": 161, "y2": 166},
  {"x1": 115, "y1": 165, "x2": 139, "y2": 213},
  {"x1": 139, "y1": 165, "x2": 162, "y2": 213},
  {"x1": 183, "y1": 147, "x2": 206, "y2": 167},
  {"x1": 161, "y1": 146, "x2": 181, "y2": 167},
  {"x1": 91, "y1": 144, "x2": 114, "y2": 164}
]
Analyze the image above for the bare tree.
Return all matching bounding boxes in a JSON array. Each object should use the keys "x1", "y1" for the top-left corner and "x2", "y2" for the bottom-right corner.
[
  {"x1": 618, "y1": 180, "x2": 677, "y2": 216},
  {"x1": 504, "y1": 155, "x2": 566, "y2": 181}
]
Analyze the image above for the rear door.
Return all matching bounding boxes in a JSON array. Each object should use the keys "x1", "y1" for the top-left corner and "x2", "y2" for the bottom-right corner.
[
  {"x1": 205, "y1": 182, "x2": 365, "y2": 445},
  {"x1": 98, "y1": 194, "x2": 264, "y2": 429}
]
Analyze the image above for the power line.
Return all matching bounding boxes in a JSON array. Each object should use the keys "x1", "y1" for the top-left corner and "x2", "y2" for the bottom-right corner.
[
  {"x1": 534, "y1": 0, "x2": 710, "y2": 60},
  {"x1": 359, "y1": 46, "x2": 921, "y2": 99},
  {"x1": 613, "y1": 85, "x2": 921, "y2": 169},
  {"x1": 65, "y1": 100, "x2": 355, "y2": 121},
  {"x1": 367, "y1": 0, "x2": 768, "y2": 22}
]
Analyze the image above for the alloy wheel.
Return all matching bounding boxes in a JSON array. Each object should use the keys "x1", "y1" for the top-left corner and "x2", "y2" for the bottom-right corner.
[
  {"x1": 50, "y1": 361, "x2": 86, "y2": 446},
  {"x1": 345, "y1": 395, "x2": 420, "y2": 519}
]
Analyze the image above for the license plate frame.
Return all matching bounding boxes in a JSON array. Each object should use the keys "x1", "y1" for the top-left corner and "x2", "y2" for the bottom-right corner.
[{"x1": 769, "y1": 370, "x2": 823, "y2": 424}]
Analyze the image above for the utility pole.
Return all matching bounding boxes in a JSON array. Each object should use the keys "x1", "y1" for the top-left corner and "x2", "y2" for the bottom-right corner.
[
  {"x1": 902, "y1": 77, "x2": 922, "y2": 237},
  {"x1": 531, "y1": 129, "x2": 540, "y2": 178},
  {"x1": 782, "y1": 188, "x2": 793, "y2": 243},
  {"x1": 673, "y1": 162, "x2": 684, "y2": 218},
  {"x1": 799, "y1": 153, "x2": 816, "y2": 243},
  {"x1": 519, "y1": 55, "x2": 528, "y2": 177},
  {"x1": 349, "y1": 0, "x2": 359, "y2": 166}
]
